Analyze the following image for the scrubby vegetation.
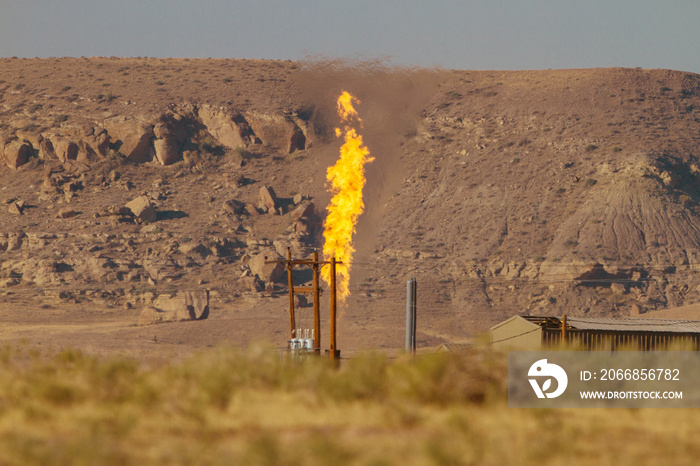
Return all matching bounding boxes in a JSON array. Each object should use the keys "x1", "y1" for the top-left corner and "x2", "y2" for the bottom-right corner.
[{"x1": 0, "y1": 344, "x2": 698, "y2": 465}]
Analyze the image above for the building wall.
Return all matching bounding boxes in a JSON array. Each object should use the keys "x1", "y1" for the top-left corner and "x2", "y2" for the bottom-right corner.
[{"x1": 491, "y1": 317, "x2": 542, "y2": 351}]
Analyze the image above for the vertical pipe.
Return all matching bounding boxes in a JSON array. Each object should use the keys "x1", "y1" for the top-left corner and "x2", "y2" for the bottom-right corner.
[
  {"x1": 411, "y1": 277, "x2": 417, "y2": 352},
  {"x1": 330, "y1": 256, "x2": 338, "y2": 360},
  {"x1": 312, "y1": 251, "x2": 320, "y2": 354},
  {"x1": 406, "y1": 277, "x2": 417, "y2": 353},
  {"x1": 287, "y1": 247, "x2": 295, "y2": 339},
  {"x1": 406, "y1": 279, "x2": 413, "y2": 353}
]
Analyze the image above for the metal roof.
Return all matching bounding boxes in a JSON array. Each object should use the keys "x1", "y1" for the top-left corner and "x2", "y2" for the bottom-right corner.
[{"x1": 522, "y1": 316, "x2": 700, "y2": 334}]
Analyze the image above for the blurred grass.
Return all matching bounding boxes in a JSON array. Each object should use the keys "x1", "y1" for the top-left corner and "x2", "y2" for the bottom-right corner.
[{"x1": 0, "y1": 343, "x2": 698, "y2": 464}]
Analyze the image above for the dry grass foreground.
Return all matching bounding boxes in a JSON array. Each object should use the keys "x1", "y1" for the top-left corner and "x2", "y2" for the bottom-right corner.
[{"x1": 0, "y1": 343, "x2": 697, "y2": 465}]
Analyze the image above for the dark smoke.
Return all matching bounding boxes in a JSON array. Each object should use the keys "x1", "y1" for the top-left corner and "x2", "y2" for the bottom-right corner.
[{"x1": 293, "y1": 58, "x2": 445, "y2": 271}]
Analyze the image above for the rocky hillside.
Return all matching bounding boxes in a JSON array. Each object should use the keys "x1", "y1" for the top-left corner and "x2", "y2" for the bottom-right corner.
[{"x1": 3, "y1": 58, "x2": 700, "y2": 348}]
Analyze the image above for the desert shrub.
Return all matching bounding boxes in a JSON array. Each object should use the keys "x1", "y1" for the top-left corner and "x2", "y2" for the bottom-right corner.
[
  {"x1": 234, "y1": 145, "x2": 254, "y2": 159},
  {"x1": 97, "y1": 92, "x2": 116, "y2": 102},
  {"x1": 585, "y1": 144, "x2": 598, "y2": 152},
  {"x1": 199, "y1": 135, "x2": 225, "y2": 156}
]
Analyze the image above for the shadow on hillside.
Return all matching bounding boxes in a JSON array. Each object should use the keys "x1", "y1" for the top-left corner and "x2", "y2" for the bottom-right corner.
[{"x1": 157, "y1": 210, "x2": 188, "y2": 221}]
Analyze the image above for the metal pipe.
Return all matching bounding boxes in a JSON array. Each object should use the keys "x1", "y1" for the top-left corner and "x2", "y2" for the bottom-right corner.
[
  {"x1": 412, "y1": 278, "x2": 417, "y2": 351},
  {"x1": 406, "y1": 277, "x2": 417, "y2": 353}
]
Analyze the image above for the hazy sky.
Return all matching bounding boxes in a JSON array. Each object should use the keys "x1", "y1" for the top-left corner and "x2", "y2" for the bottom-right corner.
[{"x1": 2, "y1": 1, "x2": 699, "y2": 73}]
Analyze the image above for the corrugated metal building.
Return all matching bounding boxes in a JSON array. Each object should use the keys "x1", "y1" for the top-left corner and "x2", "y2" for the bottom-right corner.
[{"x1": 491, "y1": 315, "x2": 700, "y2": 350}]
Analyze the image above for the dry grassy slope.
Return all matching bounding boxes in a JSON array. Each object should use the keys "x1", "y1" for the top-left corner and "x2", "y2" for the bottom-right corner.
[{"x1": 3, "y1": 59, "x2": 700, "y2": 348}]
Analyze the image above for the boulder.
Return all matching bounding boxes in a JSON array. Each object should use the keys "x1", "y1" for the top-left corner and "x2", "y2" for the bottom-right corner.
[
  {"x1": 52, "y1": 137, "x2": 79, "y2": 163},
  {"x1": 103, "y1": 117, "x2": 154, "y2": 163},
  {"x1": 153, "y1": 115, "x2": 188, "y2": 165},
  {"x1": 243, "y1": 275, "x2": 265, "y2": 292},
  {"x1": 125, "y1": 196, "x2": 157, "y2": 223},
  {"x1": 38, "y1": 138, "x2": 56, "y2": 160},
  {"x1": 154, "y1": 137, "x2": 180, "y2": 165},
  {"x1": 138, "y1": 306, "x2": 169, "y2": 326},
  {"x1": 187, "y1": 290, "x2": 210, "y2": 319},
  {"x1": 249, "y1": 250, "x2": 286, "y2": 283},
  {"x1": 83, "y1": 128, "x2": 111, "y2": 156},
  {"x1": 259, "y1": 186, "x2": 278, "y2": 212},
  {"x1": 245, "y1": 203, "x2": 260, "y2": 216},
  {"x1": 4, "y1": 140, "x2": 29, "y2": 169},
  {"x1": 198, "y1": 107, "x2": 255, "y2": 149},
  {"x1": 56, "y1": 207, "x2": 77, "y2": 219},
  {"x1": 291, "y1": 202, "x2": 317, "y2": 220},
  {"x1": 143, "y1": 298, "x2": 192, "y2": 324},
  {"x1": 14, "y1": 130, "x2": 42, "y2": 149},
  {"x1": 139, "y1": 290, "x2": 209, "y2": 325},
  {"x1": 7, "y1": 201, "x2": 23, "y2": 215},
  {"x1": 245, "y1": 112, "x2": 306, "y2": 153}
]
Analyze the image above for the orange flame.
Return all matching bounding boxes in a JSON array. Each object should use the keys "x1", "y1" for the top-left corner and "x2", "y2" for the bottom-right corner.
[{"x1": 322, "y1": 91, "x2": 374, "y2": 301}]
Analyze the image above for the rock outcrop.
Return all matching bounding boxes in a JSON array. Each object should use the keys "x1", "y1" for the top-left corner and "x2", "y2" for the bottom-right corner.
[
  {"x1": 197, "y1": 107, "x2": 256, "y2": 149},
  {"x1": 153, "y1": 113, "x2": 189, "y2": 165},
  {"x1": 103, "y1": 117, "x2": 154, "y2": 163},
  {"x1": 138, "y1": 290, "x2": 209, "y2": 325},
  {"x1": 51, "y1": 137, "x2": 79, "y2": 163},
  {"x1": 245, "y1": 112, "x2": 306, "y2": 153}
]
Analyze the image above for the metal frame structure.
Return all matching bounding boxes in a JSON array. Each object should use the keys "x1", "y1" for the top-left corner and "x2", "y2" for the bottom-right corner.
[{"x1": 267, "y1": 248, "x2": 341, "y2": 360}]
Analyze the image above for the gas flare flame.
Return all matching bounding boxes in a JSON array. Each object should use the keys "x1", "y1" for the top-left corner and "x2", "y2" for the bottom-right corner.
[{"x1": 321, "y1": 91, "x2": 374, "y2": 301}]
